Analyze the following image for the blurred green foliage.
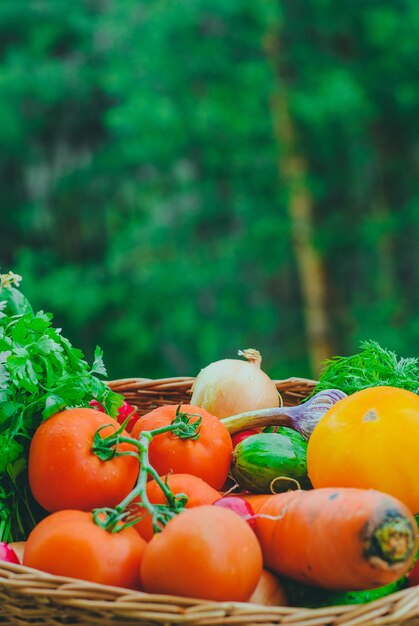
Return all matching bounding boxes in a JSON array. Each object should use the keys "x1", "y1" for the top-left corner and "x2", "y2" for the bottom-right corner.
[{"x1": 1, "y1": 0, "x2": 419, "y2": 380}]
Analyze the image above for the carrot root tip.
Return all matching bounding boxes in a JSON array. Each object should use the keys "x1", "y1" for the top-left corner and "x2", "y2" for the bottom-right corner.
[{"x1": 364, "y1": 512, "x2": 416, "y2": 567}]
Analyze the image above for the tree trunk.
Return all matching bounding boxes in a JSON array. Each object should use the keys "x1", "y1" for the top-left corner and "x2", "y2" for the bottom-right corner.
[{"x1": 268, "y1": 82, "x2": 333, "y2": 375}]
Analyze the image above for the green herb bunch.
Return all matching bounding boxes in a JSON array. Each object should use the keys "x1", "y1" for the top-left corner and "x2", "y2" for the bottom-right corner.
[
  {"x1": 314, "y1": 340, "x2": 419, "y2": 397},
  {"x1": 0, "y1": 273, "x2": 124, "y2": 542}
]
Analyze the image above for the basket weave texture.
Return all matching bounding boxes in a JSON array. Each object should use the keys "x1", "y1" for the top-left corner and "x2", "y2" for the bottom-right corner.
[{"x1": 0, "y1": 376, "x2": 417, "y2": 626}]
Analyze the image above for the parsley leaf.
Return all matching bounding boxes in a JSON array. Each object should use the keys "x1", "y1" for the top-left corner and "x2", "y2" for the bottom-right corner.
[{"x1": 0, "y1": 281, "x2": 124, "y2": 542}]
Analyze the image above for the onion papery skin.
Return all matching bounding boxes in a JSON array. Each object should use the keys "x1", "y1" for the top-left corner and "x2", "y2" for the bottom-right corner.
[{"x1": 191, "y1": 353, "x2": 279, "y2": 419}]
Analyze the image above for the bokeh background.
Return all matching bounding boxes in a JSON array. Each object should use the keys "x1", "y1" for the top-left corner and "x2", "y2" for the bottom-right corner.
[{"x1": 1, "y1": 0, "x2": 419, "y2": 381}]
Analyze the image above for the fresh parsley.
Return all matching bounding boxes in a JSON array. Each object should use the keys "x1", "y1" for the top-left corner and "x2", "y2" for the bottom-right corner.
[{"x1": 0, "y1": 277, "x2": 124, "y2": 542}]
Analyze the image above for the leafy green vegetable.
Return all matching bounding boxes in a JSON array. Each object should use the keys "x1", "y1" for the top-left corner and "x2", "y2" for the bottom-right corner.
[
  {"x1": 280, "y1": 575, "x2": 407, "y2": 608},
  {"x1": 313, "y1": 340, "x2": 419, "y2": 397},
  {"x1": 0, "y1": 276, "x2": 124, "y2": 542}
]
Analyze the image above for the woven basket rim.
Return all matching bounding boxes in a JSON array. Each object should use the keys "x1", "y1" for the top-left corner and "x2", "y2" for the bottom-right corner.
[
  {"x1": 0, "y1": 561, "x2": 418, "y2": 623},
  {"x1": 108, "y1": 375, "x2": 320, "y2": 385},
  {"x1": 108, "y1": 375, "x2": 320, "y2": 407}
]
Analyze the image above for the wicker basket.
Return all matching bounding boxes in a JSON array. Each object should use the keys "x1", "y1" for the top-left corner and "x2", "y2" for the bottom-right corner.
[{"x1": 0, "y1": 376, "x2": 417, "y2": 626}]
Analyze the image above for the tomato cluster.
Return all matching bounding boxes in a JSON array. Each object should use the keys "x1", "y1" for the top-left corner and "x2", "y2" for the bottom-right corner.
[{"x1": 21, "y1": 403, "x2": 267, "y2": 602}]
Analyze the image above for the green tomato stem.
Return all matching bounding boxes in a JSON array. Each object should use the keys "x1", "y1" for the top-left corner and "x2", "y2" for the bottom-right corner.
[
  {"x1": 117, "y1": 443, "x2": 158, "y2": 529},
  {"x1": 92, "y1": 405, "x2": 198, "y2": 533}
]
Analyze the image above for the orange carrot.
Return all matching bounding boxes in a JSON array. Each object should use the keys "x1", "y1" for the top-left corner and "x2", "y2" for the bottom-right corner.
[
  {"x1": 256, "y1": 488, "x2": 418, "y2": 590},
  {"x1": 241, "y1": 494, "x2": 272, "y2": 514}
]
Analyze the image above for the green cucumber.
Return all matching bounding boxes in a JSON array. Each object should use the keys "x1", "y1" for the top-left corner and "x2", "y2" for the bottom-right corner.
[{"x1": 231, "y1": 428, "x2": 311, "y2": 493}]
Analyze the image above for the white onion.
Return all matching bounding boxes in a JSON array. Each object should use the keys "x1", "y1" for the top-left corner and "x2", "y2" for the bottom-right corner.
[{"x1": 191, "y1": 349, "x2": 279, "y2": 419}]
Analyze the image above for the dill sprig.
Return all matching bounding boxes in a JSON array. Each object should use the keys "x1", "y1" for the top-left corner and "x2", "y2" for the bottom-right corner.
[{"x1": 314, "y1": 340, "x2": 419, "y2": 397}]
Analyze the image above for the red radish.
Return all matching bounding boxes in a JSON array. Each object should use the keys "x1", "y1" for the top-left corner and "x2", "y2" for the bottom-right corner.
[
  {"x1": 231, "y1": 429, "x2": 259, "y2": 448},
  {"x1": 89, "y1": 400, "x2": 103, "y2": 410},
  {"x1": 116, "y1": 400, "x2": 140, "y2": 431},
  {"x1": 407, "y1": 560, "x2": 419, "y2": 587},
  {"x1": 213, "y1": 496, "x2": 256, "y2": 530},
  {"x1": 0, "y1": 543, "x2": 19, "y2": 564},
  {"x1": 89, "y1": 399, "x2": 139, "y2": 432}
]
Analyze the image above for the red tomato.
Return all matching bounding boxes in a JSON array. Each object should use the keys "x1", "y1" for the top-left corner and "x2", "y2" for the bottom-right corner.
[
  {"x1": 0, "y1": 543, "x2": 19, "y2": 564},
  {"x1": 131, "y1": 404, "x2": 233, "y2": 490},
  {"x1": 28, "y1": 408, "x2": 139, "y2": 512},
  {"x1": 141, "y1": 505, "x2": 263, "y2": 601},
  {"x1": 133, "y1": 473, "x2": 220, "y2": 541},
  {"x1": 24, "y1": 510, "x2": 146, "y2": 589},
  {"x1": 89, "y1": 399, "x2": 139, "y2": 432},
  {"x1": 213, "y1": 495, "x2": 256, "y2": 530},
  {"x1": 231, "y1": 429, "x2": 259, "y2": 447}
]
